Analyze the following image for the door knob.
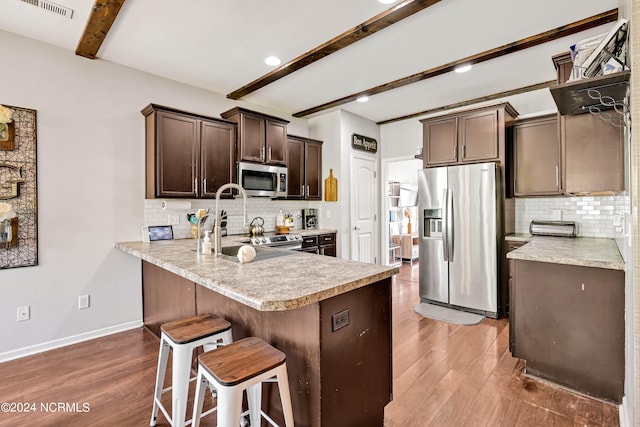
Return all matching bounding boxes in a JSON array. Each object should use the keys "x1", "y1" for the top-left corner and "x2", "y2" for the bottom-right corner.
[{"x1": 354, "y1": 225, "x2": 361, "y2": 230}]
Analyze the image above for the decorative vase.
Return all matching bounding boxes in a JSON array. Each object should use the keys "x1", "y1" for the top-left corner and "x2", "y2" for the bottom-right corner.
[{"x1": 407, "y1": 222, "x2": 412, "y2": 234}]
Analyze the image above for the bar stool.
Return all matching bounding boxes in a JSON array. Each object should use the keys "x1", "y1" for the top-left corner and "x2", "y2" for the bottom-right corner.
[
  {"x1": 192, "y1": 337, "x2": 294, "y2": 427},
  {"x1": 150, "y1": 313, "x2": 233, "y2": 427}
]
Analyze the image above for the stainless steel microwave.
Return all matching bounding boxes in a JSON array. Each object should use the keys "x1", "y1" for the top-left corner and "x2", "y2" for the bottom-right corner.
[{"x1": 237, "y1": 162, "x2": 287, "y2": 198}]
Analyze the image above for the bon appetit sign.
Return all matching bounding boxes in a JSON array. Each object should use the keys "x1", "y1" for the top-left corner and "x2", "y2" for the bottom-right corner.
[{"x1": 351, "y1": 133, "x2": 378, "y2": 154}]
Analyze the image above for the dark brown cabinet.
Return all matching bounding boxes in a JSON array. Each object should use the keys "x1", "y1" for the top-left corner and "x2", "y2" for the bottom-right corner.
[
  {"x1": 511, "y1": 259, "x2": 624, "y2": 402},
  {"x1": 511, "y1": 115, "x2": 561, "y2": 196},
  {"x1": 505, "y1": 240, "x2": 526, "y2": 352},
  {"x1": 301, "y1": 235, "x2": 319, "y2": 254},
  {"x1": 420, "y1": 103, "x2": 517, "y2": 168},
  {"x1": 552, "y1": 53, "x2": 624, "y2": 195},
  {"x1": 142, "y1": 104, "x2": 236, "y2": 199},
  {"x1": 301, "y1": 233, "x2": 336, "y2": 257},
  {"x1": 422, "y1": 116, "x2": 457, "y2": 165},
  {"x1": 221, "y1": 107, "x2": 289, "y2": 166},
  {"x1": 287, "y1": 135, "x2": 323, "y2": 200},
  {"x1": 319, "y1": 233, "x2": 337, "y2": 257}
]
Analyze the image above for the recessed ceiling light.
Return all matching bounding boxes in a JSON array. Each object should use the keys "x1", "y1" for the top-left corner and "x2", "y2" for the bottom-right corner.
[
  {"x1": 454, "y1": 64, "x2": 472, "y2": 73},
  {"x1": 264, "y1": 56, "x2": 282, "y2": 66},
  {"x1": 378, "y1": 0, "x2": 397, "y2": 4},
  {"x1": 357, "y1": 96, "x2": 369, "y2": 103}
]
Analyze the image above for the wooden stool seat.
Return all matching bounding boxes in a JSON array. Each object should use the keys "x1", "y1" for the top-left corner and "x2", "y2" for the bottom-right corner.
[
  {"x1": 161, "y1": 313, "x2": 231, "y2": 344},
  {"x1": 150, "y1": 313, "x2": 233, "y2": 427},
  {"x1": 199, "y1": 337, "x2": 286, "y2": 386},
  {"x1": 192, "y1": 337, "x2": 294, "y2": 427}
]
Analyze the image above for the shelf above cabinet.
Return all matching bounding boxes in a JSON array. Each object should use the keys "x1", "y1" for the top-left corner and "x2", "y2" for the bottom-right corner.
[{"x1": 549, "y1": 70, "x2": 629, "y2": 116}]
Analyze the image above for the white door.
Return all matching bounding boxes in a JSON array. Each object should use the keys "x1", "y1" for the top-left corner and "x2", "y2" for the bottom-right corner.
[{"x1": 350, "y1": 155, "x2": 377, "y2": 263}]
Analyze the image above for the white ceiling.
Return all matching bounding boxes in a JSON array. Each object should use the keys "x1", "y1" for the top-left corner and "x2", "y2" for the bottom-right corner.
[{"x1": 0, "y1": 0, "x2": 621, "y2": 123}]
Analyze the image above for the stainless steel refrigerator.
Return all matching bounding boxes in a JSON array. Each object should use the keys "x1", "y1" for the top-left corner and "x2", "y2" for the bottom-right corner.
[{"x1": 418, "y1": 162, "x2": 500, "y2": 318}]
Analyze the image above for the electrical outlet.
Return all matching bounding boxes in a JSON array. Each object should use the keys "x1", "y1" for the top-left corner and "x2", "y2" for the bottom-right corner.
[
  {"x1": 78, "y1": 295, "x2": 90, "y2": 309},
  {"x1": 332, "y1": 309, "x2": 349, "y2": 332},
  {"x1": 326, "y1": 210, "x2": 331, "y2": 219},
  {"x1": 168, "y1": 214, "x2": 180, "y2": 225},
  {"x1": 17, "y1": 306, "x2": 30, "y2": 322}
]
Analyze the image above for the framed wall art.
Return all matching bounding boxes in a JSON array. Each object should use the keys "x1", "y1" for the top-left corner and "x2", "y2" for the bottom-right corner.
[{"x1": 0, "y1": 104, "x2": 38, "y2": 269}]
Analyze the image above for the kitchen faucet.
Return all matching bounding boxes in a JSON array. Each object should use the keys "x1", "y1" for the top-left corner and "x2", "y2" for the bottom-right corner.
[
  {"x1": 213, "y1": 183, "x2": 248, "y2": 256},
  {"x1": 196, "y1": 184, "x2": 248, "y2": 254}
]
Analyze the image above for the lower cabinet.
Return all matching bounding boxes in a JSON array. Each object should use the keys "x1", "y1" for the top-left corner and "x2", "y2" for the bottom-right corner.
[
  {"x1": 511, "y1": 260, "x2": 624, "y2": 402},
  {"x1": 302, "y1": 233, "x2": 337, "y2": 257},
  {"x1": 505, "y1": 240, "x2": 526, "y2": 352},
  {"x1": 302, "y1": 235, "x2": 319, "y2": 254}
]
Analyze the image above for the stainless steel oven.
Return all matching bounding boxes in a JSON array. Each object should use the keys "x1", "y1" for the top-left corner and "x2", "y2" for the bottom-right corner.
[
  {"x1": 250, "y1": 234, "x2": 303, "y2": 250},
  {"x1": 237, "y1": 162, "x2": 287, "y2": 198}
]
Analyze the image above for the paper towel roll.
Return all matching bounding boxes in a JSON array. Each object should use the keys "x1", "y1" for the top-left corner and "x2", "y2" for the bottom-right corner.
[{"x1": 161, "y1": 200, "x2": 192, "y2": 210}]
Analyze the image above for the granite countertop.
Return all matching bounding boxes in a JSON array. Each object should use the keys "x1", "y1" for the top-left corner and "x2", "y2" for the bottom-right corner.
[
  {"x1": 506, "y1": 236, "x2": 624, "y2": 270},
  {"x1": 115, "y1": 238, "x2": 397, "y2": 311},
  {"x1": 505, "y1": 233, "x2": 532, "y2": 243}
]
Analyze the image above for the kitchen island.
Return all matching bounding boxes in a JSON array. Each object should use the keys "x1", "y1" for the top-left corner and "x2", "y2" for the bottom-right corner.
[
  {"x1": 115, "y1": 238, "x2": 398, "y2": 427},
  {"x1": 506, "y1": 236, "x2": 625, "y2": 402}
]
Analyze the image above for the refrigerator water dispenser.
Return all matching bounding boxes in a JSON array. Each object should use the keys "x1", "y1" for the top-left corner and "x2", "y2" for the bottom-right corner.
[{"x1": 423, "y1": 209, "x2": 442, "y2": 238}]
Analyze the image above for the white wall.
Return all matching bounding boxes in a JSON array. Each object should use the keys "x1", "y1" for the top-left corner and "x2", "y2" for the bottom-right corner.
[
  {"x1": 310, "y1": 110, "x2": 380, "y2": 261},
  {"x1": 0, "y1": 30, "x2": 309, "y2": 360}
]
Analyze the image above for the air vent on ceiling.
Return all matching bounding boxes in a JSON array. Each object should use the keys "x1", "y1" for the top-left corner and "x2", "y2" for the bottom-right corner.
[{"x1": 19, "y1": 0, "x2": 74, "y2": 19}]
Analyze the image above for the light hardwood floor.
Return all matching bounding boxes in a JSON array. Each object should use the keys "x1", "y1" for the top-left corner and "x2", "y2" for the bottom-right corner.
[{"x1": 0, "y1": 263, "x2": 619, "y2": 426}]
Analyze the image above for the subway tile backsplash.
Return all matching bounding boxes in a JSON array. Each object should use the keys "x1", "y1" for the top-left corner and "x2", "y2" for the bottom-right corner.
[
  {"x1": 515, "y1": 194, "x2": 630, "y2": 238},
  {"x1": 144, "y1": 198, "x2": 322, "y2": 239}
]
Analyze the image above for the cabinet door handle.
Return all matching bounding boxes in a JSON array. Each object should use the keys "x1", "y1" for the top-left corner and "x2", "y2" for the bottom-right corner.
[
  {"x1": 555, "y1": 165, "x2": 559, "y2": 188},
  {"x1": 453, "y1": 143, "x2": 457, "y2": 158},
  {"x1": 268, "y1": 147, "x2": 272, "y2": 162},
  {"x1": 202, "y1": 178, "x2": 207, "y2": 194},
  {"x1": 193, "y1": 178, "x2": 197, "y2": 194},
  {"x1": 261, "y1": 146, "x2": 265, "y2": 161},
  {"x1": 300, "y1": 185, "x2": 304, "y2": 196},
  {"x1": 462, "y1": 144, "x2": 466, "y2": 159},
  {"x1": 306, "y1": 185, "x2": 310, "y2": 197}
]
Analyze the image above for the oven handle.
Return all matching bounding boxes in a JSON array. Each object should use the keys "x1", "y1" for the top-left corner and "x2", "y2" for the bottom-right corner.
[{"x1": 252, "y1": 243, "x2": 303, "y2": 251}]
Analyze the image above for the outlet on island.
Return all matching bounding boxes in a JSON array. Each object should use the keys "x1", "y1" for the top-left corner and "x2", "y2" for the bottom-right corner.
[{"x1": 331, "y1": 308, "x2": 350, "y2": 332}]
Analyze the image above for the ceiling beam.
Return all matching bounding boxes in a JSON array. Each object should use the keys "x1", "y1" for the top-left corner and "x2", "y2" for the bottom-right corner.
[
  {"x1": 226, "y1": 0, "x2": 441, "y2": 100},
  {"x1": 376, "y1": 80, "x2": 556, "y2": 125},
  {"x1": 75, "y1": 0, "x2": 127, "y2": 59},
  {"x1": 293, "y1": 8, "x2": 618, "y2": 118}
]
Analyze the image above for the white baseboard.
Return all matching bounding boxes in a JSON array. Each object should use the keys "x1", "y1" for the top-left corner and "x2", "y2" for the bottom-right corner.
[
  {"x1": 0, "y1": 320, "x2": 143, "y2": 363},
  {"x1": 618, "y1": 395, "x2": 631, "y2": 427}
]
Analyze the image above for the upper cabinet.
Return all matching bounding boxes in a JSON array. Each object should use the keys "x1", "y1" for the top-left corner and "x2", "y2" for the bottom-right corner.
[
  {"x1": 420, "y1": 103, "x2": 517, "y2": 168},
  {"x1": 552, "y1": 53, "x2": 625, "y2": 195},
  {"x1": 221, "y1": 107, "x2": 289, "y2": 166},
  {"x1": 287, "y1": 135, "x2": 323, "y2": 200},
  {"x1": 511, "y1": 115, "x2": 561, "y2": 196},
  {"x1": 142, "y1": 104, "x2": 236, "y2": 199}
]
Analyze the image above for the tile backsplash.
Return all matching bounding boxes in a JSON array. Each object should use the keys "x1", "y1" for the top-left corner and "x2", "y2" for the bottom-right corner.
[
  {"x1": 515, "y1": 194, "x2": 630, "y2": 238},
  {"x1": 145, "y1": 198, "x2": 322, "y2": 239}
]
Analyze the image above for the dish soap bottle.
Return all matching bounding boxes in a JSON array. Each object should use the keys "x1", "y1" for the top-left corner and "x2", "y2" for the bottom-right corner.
[{"x1": 202, "y1": 231, "x2": 212, "y2": 254}]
